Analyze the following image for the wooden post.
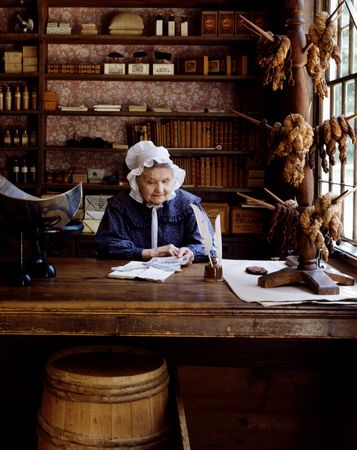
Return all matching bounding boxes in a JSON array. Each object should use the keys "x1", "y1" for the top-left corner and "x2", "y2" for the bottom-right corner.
[
  {"x1": 284, "y1": 0, "x2": 317, "y2": 270},
  {"x1": 258, "y1": 0, "x2": 354, "y2": 293}
]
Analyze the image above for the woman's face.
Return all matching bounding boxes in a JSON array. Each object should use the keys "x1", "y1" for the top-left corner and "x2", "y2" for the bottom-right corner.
[{"x1": 137, "y1": 166, "x2": 174, "y2": 205}]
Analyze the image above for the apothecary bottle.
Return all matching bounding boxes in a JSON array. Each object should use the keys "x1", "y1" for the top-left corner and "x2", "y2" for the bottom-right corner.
[
  {"x1": 30, "y1": 130, "x2": 37, "y2": 146},
  {"x1": 180, "y1": 16, "x2": 188, "y2": 36},
  {"x1": 4, "y1": 129, "x2": 12, "y2": 147},
  {"x1": 14, "y1": 85, "x2": 21, "y2": 110},
  {"x1": 29, "y1": 160, "x2": 37, "y2": 183},
  {"x1": 168, "y1": 15, "x2": 175, "y2": 36},
  {"x1": 155, "y1": 14, "x2": 163, "y2": 36},
  {"x1": 31, "y1": 87, "x2": 37, "y2": 110},
  {"x1": 22, "y1": 85, "x2": 30, "y2": 110},
  {"x1": 13, "y1": 129, "x2": 20, "y2": 147},
  {"x1": 12, "y1": 159, "x2": 20, "y2": 183},
  {"x1": 21, "y1": 159, "x2": 28, "y2": 184},
  {"x1": 21, "y1": 129, "x2": 29, "y2": 147},
  {"x1": 0, "y1": 87, "x2": 3, "y2": 111},
  {"x1": 5, "y1": 86, "x2": 12, "y2": 111}
]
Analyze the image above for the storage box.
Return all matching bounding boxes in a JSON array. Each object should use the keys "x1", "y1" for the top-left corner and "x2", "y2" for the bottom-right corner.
[
  {"x1": 152, "y1": 63, "x2": 174, "y2": 75},
  {"x1": 128, "y1": 63, "x2": 149, "y2": 75},
  {"x1": 231, "y1": 207, "x2": 263, "y2": 234},
  {"x1": 4, "y1": 51, "x2": 22, "y2": 63},
  {"x1": 22, "y1": 46, "x2": 37, "y2": 57},
  {"x1": 201, "y1": 202, "x2": 229, "y2": 234},
  {"x1": 201, "y1": 11, "x2": 218, "y2": 36},
  {"x1": 22, "y1": 65, "x2": 38, "y2": 73},
  {"x1": 44, "y1": 91, "x2": 58, "y2": 110},
  {"x1": 104, "y1": 63, "x2": 126, "y2": 75},
  {"x1": 4, "y1": 51, "x2": 22, "y2": 73},
  {"x1": 218, "y1": 11, "x2": 235, "y2": 36}
]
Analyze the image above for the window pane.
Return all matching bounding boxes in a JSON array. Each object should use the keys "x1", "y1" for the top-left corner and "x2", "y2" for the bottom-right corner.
[
  {"x1": 341, "y1": 28, "x2": 350, "y2": 76},
  {"x1": 346, "y1": 81, "x2": 355, "y2": 114},
  {"x1": 333, "y1": 84, "x2": 342, "y2": 114}
]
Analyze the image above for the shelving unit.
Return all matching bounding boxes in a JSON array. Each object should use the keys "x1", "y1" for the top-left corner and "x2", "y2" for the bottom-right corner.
[{"x1": 1, "y1": 0, "x2": 273, "y2": 258}]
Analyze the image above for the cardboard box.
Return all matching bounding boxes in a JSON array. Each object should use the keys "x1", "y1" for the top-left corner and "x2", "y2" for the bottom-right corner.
[
  {"x1": 201, "y1": 202, "x2": 229, "y2": 234},
  {"x1": 104, "y1": 63, "x2": 125, "y2": 75},
  {"x1": 4, "y1": 51, "x2": 22, "y2": 63},
  {"x1": 231, "y1": 206, "x2": 263, "y2": 234},
  {"x1": 23, "y1": 56, "x2": 38, "y2": 66},
  {"x1": 5, "y1": 62, "x2": 22, "y2": 73},
  {"x1": 22, "y1": 46, "x2": 38, "y2": 57},
  {"x1": 201, "y1": 11, "x2": 218, "y2": 36},
  {"x1": 22, "y1": 65, "x2": 38, "y2": 73}
]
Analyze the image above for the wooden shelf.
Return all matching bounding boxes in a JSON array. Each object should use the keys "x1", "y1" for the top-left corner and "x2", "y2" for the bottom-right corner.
[
  {"x1": 43, "y1": 34, "x2": 255, "y2": 45},
  {"x1": 45, "y1": 73, "x2": 253, "y2": 82},
  {"x1": 44, "y1": 111, "x2": 242, "y2": 118}
]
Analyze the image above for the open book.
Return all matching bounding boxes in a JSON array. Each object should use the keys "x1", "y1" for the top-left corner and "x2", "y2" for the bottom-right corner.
[{"x1": 108, "y1": 256, "x2": 189, "y2": 282}]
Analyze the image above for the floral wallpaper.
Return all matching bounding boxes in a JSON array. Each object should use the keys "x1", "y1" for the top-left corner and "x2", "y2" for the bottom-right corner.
[{"x1": 1, "y1": 6, "x2": 261, "y2": 180}]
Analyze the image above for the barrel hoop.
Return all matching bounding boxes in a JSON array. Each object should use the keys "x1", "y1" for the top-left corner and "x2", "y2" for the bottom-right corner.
[
  {"x1": 43, "y1": 371, "x2": 169, "y2": 403},
  {"x1": 38, "y1": 413, "x2": 170, "y2": 449}
]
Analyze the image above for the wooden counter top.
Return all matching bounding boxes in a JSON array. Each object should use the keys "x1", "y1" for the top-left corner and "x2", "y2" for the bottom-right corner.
[{"x1": 1, "y1": 257, "x2": 357, "y2": 338}]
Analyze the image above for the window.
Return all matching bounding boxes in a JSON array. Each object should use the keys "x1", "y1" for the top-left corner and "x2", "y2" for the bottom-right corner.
[{"x1": 317, "y1": 0, "x2": 357, "y2": 256}]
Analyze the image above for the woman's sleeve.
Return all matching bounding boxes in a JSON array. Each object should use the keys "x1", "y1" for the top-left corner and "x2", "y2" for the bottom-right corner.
[{"x1": 95, "y1": 202, "x2": 144, "y2": 260}]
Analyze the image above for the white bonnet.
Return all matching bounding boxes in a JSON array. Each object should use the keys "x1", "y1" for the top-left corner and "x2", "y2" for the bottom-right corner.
[{"x1": 126, "y1": 140, "x2": 186, "y2": 203}]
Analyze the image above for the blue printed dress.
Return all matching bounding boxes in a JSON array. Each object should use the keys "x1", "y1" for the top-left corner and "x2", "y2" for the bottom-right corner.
[{"x1": 95, "y1": 189, "x2": 214, "y2": 261}]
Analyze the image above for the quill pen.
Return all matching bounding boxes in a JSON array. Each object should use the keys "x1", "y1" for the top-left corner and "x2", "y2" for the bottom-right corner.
[
  {"x1": 215, "y1": 214, "x2": 222, "y2": 262},
  {"x1": 191, "y1": 203, "x2": 213, "y2": 266}
]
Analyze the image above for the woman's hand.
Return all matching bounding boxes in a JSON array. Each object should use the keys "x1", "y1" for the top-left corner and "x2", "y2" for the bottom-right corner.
[
  {"x1": 177, "y1": 247, "x2": 194, "y2": 265},
  {"x1": 142, "y1": 245, "x2": 194, "y2": 264}
]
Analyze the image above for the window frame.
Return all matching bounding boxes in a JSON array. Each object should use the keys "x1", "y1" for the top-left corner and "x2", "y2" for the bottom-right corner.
[{"x1": 315, "y1": 0, "x2": 357, "y2": 263}]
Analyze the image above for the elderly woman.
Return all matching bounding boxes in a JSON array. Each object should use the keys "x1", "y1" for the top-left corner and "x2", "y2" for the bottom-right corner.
[{"x1": 96, "y1": 140, "x2": 215, "y2": 264}]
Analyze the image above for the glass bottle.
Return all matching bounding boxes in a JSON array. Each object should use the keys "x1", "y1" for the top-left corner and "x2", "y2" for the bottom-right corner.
[
  {"x1": 155, "y1": 13, "x2": 163, "y2": 36},
  {"x1": 21, "y1": 129, "x2": 29, "y2": 147},
  {"x1": 13, "y1": 129, "x2": 20, "y2": 147},
  {"x1": 20, "y1": 159, "x2": 28, "y2": 184},
  {"x1": 30, "y1": 130, "x2": 37, "y2": 146},
  {"x1": 14, "y1": 85, "x2": 21, "y2": 110},
  {"x1": 29, "y1": 160, "x2": 37, "y2": 183},
  {"x1": 22, "y1": 85, "x2": 30, "y2": 110},
  {"x1": 167, "y1": 15, "x2": 175, "y2": 36},
  {"x1": 12, "y1": 159, "x2": 19, "y2": 184},
  {"x1": 180, "y1": 16, "x2": 188, "y2": 36},
  {"x1": 5, "y1": 86, "x2": 12, "y2": 111},
  {"x1": 31, "y1": 87, "x2": 37, "y2": 110},
  {"x1": 4, "y1": 129, "x2": 12, "y2": 147},
  {"x1": 0, "y1": 86, "x2": 3, "y2": 111}
]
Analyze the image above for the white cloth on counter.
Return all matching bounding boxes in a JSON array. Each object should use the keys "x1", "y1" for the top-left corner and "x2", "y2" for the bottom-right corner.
[{"x1": 222, "y1": 259, "x2": 357, "y2": 306}]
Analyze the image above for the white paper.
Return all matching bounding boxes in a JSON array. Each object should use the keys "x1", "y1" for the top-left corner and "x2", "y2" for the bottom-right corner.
[
  {"x1": 108, "y1": 261, "x2": 175, "y2": 282},
  {"x1": 222, "y1": 259, "x2": 357, "y2": 306}
]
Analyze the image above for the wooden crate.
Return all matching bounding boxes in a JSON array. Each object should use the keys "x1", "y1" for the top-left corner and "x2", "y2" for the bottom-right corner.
[{"x1": 231, "y1": 206, "x2": 263, "y2": 234}]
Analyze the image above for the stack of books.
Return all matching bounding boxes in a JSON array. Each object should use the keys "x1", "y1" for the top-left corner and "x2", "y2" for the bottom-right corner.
[
  {"x1": 93, "y1": 104, "x2": 122, "y2": 112},
  {"x1": 81, "y1": 23, "x2": 98, "y2": 35}
]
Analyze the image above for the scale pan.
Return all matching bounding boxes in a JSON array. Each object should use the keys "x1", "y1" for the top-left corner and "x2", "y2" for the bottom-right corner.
[{"x1": 0, "y1": 176, "x2": 83, "y2": 231}]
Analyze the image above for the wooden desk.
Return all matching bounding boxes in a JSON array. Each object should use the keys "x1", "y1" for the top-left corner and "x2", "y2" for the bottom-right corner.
[
  {"x1": 1, "y1": 257, "x2": 357, "y2": 450},
  {"x1": 1, "y1": 257, "x2": 357, "y2": 339}
]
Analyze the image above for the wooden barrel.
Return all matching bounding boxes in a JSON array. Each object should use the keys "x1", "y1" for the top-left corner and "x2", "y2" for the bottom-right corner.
[{"x1": 37, "y1": 345, "x2": 171, "y2": 449}]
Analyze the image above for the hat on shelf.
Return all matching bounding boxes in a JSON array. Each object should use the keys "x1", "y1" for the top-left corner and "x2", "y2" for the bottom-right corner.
[{"x1": 109, "y1": 12, "x2": 144, "y2": 35}]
